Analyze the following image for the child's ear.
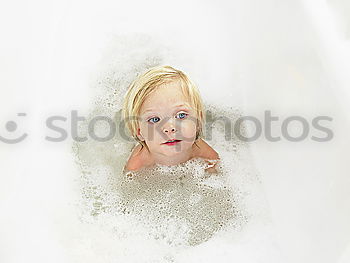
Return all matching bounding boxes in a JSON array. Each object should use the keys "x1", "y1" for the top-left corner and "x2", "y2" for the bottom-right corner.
[{"x1": 136, "y1": 128, "x2": 145, "y2": 141}]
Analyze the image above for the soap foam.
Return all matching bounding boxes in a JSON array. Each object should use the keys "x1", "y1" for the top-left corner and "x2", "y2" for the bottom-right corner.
[{"x1": 69, "y1": 35, "x2": 280, "y2": 262}]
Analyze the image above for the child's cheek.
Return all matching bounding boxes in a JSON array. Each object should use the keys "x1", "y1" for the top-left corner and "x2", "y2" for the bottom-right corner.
[
  {"x1": 141, "y1": 123, "x2": 164, "y2": 142},
  {"x1": 180, "y1": 120, "x2": 197, "y2": 139}
]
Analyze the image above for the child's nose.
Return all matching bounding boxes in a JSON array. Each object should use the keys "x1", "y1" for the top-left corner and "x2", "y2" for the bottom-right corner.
[{"x1": 162, "y1": 123, "x2": 177, "y2": 134}]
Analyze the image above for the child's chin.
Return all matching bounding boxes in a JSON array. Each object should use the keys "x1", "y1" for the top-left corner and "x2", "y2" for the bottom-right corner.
[
  {"x1": 163, "y1": 147, "x2": 181, "y2": 152},
  {"x1": 162, "y1": 146, "x2": 184, "y2": 155}
]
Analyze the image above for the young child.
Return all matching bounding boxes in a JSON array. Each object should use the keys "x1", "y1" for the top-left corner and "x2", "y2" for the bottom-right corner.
[{"x1": 122, "y1": 65, "x2": 220, "y2": 173}]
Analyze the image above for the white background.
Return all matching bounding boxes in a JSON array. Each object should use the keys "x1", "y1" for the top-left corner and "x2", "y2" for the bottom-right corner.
[{"x1": 1, "y1": 0, "x2": 350, "y2": 262}]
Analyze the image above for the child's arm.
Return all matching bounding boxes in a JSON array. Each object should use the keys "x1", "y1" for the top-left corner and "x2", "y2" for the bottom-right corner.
[
  {"x1": 204, "y1": 158, "x2": 220, "y2": 173},
  {"x1": 195, "y1": 138, "x2": 220, "y2": 173},
  {"x1": 123, "y1": 144, "x2": 143, "y2": 172}
]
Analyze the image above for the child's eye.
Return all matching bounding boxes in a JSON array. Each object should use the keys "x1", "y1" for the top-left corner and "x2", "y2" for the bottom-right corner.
[
  {"x1": 147, "y1": 117, "x2": 160, "y2": 123},
  {"x1": 176, "y1": 112, "x2": 188, "y2": 119}
]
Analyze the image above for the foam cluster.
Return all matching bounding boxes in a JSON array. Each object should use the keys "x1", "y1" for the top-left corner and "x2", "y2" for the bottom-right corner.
[{"x1": 117, "y1": 158, "x2": 242, "y2": 246}]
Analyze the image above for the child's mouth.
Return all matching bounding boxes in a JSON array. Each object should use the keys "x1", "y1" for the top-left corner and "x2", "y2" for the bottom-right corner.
[{"x1": 162, "y1": 139, "x2": 182, "y2": 145}]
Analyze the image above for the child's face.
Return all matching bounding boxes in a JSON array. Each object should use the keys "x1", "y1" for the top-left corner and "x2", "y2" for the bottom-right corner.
[{"x1": 137, "y1": 80, "x2": 198, "y2": 158}]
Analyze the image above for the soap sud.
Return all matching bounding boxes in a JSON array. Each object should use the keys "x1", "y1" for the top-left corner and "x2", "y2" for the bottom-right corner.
[
  {"x1": 115, "y1": 157, "x2": 245, "y2": 246},
  {"x1": 69, "y1": 35, "x2": 281, "y2": 262},
  {"x1": 71, "y1": 109, "x2": 276, "y2": 261},
  {"x1": 71, "y1": 114, "x2": 276, "y2": 262}
]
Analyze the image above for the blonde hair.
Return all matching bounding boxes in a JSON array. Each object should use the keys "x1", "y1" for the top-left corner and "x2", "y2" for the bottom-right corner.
[{"x1": 122, "y1": 65, "x2": 205, "y2": 150}]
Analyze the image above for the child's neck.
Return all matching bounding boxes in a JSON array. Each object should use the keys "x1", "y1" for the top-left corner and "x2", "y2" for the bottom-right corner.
[{"x1": 149, "y1": 146, "x2": 194, "y2": 167}]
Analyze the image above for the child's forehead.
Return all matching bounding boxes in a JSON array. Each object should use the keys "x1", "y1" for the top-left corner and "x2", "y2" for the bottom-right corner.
[
  {"x1": 144, "y1": 82, "x2": 188, "y2": 104},
  {"x1": 140, "y1": 93, "x2": 192, "y2": 115},
  {"x1": 140, "y1": 99, "x2": 192, "y2": 115},
  {"x1": 142, "y1": 101, "x2": 191, "y2": 111}
]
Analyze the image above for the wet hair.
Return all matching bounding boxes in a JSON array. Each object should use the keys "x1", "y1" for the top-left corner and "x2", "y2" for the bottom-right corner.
[{"x1": 122, "y1": 65, "x2": 205, "y2": 151}]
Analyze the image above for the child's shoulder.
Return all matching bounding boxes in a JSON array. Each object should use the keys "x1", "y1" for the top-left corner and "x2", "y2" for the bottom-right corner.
[
  {"x1": 123, "y1": 144, "x2": 151, "y2": 172},
  {"x1": 194, "y1": 138, "x2": 220, "y2": 160},
  {"x1": 194, "y1": 138, "x2": 220, "y2": 173}
]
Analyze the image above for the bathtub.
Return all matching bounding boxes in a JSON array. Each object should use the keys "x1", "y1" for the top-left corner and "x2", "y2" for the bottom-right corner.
[{"x1": 0, "y1": 0, "x2": 349, "y2": 262}]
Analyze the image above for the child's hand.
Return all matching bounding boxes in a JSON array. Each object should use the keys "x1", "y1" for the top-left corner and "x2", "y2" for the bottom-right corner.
[{"x1": 204, "y1": 159, "x2": 220, "y2": 174}]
